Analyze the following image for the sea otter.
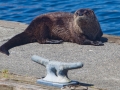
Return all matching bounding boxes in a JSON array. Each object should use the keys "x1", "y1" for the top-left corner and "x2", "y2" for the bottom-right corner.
[{"x1": 0, "y1": 8, "x2": 103, "y2": 56}]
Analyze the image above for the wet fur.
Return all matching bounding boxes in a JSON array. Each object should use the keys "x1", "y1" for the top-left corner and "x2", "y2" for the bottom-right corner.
[{"x1": 0, "y1": 9, "x2": 103, "y2": 55}]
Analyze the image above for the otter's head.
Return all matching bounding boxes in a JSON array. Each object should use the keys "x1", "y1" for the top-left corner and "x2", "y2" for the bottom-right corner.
[
  {"x1": 74, "y1": 9, "x2": 102, "y2": 41},
  {"x1": 74, "y1": 8, "x2": 96, "y2": 24}
]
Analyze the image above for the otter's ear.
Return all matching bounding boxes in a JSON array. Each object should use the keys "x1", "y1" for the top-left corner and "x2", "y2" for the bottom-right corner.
[
  {"x1": 91, "y1": 10, "x2": 95, "y2": 14},
  {"x1": 91, "y1": 10, "x2": 97, "y2": 18}
]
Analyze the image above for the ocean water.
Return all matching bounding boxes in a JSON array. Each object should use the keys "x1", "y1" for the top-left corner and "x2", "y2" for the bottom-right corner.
[{"x1": 0, "y1": 0, "x2": 120, "y2": 36}]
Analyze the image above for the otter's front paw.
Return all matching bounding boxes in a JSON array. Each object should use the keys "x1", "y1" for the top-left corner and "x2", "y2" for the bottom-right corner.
[{"x1": 92, "y1": 41, "x2": 104, "y2": 46}]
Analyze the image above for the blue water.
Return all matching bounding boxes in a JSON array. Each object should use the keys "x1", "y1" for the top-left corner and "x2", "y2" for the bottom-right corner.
[{"x1": 0, "y1": 0, "x2": 120, "y2": 36}]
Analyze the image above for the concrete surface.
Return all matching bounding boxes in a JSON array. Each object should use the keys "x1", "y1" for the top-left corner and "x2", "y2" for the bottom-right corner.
[{"x1": 0, "y1": 20, "x2": 120, "y2": 90}]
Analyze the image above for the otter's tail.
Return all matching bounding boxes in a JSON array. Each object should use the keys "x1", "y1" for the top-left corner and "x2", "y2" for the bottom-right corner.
[{"x1": 0, "y1": 32, "x2": 36, "y2": 56}]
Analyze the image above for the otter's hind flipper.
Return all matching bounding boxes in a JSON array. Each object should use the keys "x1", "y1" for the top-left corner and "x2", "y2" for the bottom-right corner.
[
  {"x1": 45, "y1": 40, "x2": 63, "y2": 44},
  {"x1": 0, "y1": 46, "x2": 9, "y2": 56}
]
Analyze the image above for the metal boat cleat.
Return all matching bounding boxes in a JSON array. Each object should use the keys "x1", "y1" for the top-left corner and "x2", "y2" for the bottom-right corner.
[{"x1": 31, "y1": 55, "x2": 84, "y2": 88}]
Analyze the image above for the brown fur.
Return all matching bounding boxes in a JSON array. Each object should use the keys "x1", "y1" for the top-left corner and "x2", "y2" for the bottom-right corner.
[{"x1": 0, "y1": 8, "x2": 103, "y2": 55}]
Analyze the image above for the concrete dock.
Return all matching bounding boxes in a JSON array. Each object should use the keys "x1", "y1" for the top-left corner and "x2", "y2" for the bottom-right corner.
[{"x1": 0, "y1": 20, "x2": 120, "y2": 90}]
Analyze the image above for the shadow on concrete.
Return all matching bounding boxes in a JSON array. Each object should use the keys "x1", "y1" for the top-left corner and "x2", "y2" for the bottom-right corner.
[
  {"x1": 72, "y1": 81, "x2": 94, "y2": 87},
  {"x1": 79, "y1": 82, "x2": 94, "y2": 87}
]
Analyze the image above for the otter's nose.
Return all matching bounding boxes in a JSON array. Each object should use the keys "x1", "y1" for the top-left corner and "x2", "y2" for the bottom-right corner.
[
  {"x1": 78, "y1": 9, "x2": 89, "y2": 16},
  {"x1": 76, "y1": 12, "x2": 83, "y2": 16},
  {"x1": 78, "y1": 13, "x2": 83, "y2": 16},
  {"x1": 76, "y1": 10, "x2": 83, "y2": 16}
]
